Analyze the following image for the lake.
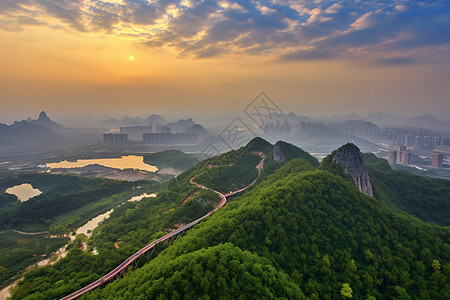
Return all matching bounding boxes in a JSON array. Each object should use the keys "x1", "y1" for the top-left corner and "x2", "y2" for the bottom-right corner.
[
  {"x1": 5, "y1": 183, "x2": 42, "y2": 202},
  {"x1": 72, "y1": 193, "x2": 157, "y2": 239},
  {"x1": 46, "y1": 155, "x2": 158, "y2": 172}
]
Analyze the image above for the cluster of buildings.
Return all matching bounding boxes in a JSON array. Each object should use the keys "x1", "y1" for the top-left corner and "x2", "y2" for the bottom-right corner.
[
  {"x1": 387, "y1": 146, "x2": 412, "y2": 165},
  {"x1": 299, "y1": 120, "x2": 380, "y2": 141},
  {"x1": 119, "y1": 125, "x2": 155, "y2": 141},
  {"x1": 430, "y1": 144, "x2": 450, "y2": 168},
  {"x1": 103, "y1": 133, "x2": 128, "y2": 145},
  {"x1": 387, "y1": 145, "x2": 449, "y2": 168},
  {"x1": 432, "y1": 153, "x2": 445, "y2": 168},
  {"x1": 103, "y1": 124, "x2": 197, "y2": 145},
  {"x1": 382, "y1": 127, "x2": 448, "y2": 150},
  {"x1": 380, "y1": 127, "x2": 450, "y2": 169},
  {"x1": 264, "y1": 121, "x2": 292, "y2": 137}
]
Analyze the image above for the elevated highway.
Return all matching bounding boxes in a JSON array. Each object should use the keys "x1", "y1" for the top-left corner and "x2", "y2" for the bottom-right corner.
[{"x1": 61, "y1": 153, "x2": 265, "y2": 299}]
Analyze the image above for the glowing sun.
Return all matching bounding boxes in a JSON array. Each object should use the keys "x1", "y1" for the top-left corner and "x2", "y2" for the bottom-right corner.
[{"x1": 129, "y1": 56, "x2": 135, "y2": 61}]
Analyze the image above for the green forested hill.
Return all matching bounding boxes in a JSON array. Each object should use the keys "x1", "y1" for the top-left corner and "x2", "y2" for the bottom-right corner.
[
  {"x1": 90, "y1": 243, "x2": 304, "y2": 299},
  {"x1": 87, "y1": 159, "x2": 449, "y2": 299},
  {"x1": 8, "y1": 140, "x2": 450, "y2": 300},
  {"x1": 143, "y1": 149, "x2": 200, "y2": 171},
  {"x1": 9, "y1": 139, "x2": 320, "y2": 299},
  {"x1": 0, "y1": 173, "x2": 158, "y2": 289},
  {"x1": 194, "y1": 138, "x2": 319, "y2": 193},
  {"x1": 0, "y1": 174, "x2": 144, "y2": 231},
  {"x1": 8, "y1": 167, "x2": 223, "y2": 299},
  {"x1": 274, "y1": 140, "x2": 320, "y2": 168},
  {"x1": 194, "y1": 137, "x2": 272, "y2": 192},
  {"x1": 363, "y1": 153, "x2": 450, "y2": 226}
]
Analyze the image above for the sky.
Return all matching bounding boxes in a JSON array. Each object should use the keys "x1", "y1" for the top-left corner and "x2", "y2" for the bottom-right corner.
[{"x1": 0, "y1": 0, "x2": 449, "y2": 123}]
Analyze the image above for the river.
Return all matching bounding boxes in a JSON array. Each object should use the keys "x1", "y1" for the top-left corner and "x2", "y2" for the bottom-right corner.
[
  {"x1": 0, "y1": 192, "x2": 157, "y2": 300},
  {"x1": 72, "y1": 192, "x2": 156, "y2": 240}
]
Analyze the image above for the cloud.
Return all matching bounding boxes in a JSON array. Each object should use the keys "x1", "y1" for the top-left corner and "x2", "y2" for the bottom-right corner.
[
  {"x1": 394, "y1": 4, "x2": 408, "y2": 12},
  {"x1": 0, "y1": 0, "x2": 33, "y2": 15},
  {"x1": 0, "y1": 0, "x2": 449, "y2": 63},
  {"x1": 325, "y1": 3, "x2": 342, "y2": 14},
  {"x1": 17, "y1": 15, "x2": 47, "y2": 26},
  {"x1": 351, "y1": 12, "x2": 374, "y2": 30},
  {"x1": 36, "y1": 0, "x2": 87, "y2": 31}
]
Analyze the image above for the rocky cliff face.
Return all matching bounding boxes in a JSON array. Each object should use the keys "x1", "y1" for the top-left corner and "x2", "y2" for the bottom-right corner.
[
  {"x1": 273, "y1": 142, "x2": 285, "y2": 162},
  {"x1": 332, "y1": 144, "x2": 373, "y2": 196}
]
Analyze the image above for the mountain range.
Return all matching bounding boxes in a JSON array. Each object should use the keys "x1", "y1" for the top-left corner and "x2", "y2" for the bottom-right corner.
[
  {"x1": 7, "y1": 138, "x2": 450, "y2": 299},
  {"x1": 26, "y1": 111, "x2": 65, "y2": 132},
  {"x1": 0, "y1": 112, "x2": 64, "y2": 146},
  {"x1": 100, "y1": 114, "x2": 168, "y2": 128},
  {"x1": 271, "y1": 111, "x2": 450, "y2": 131}
]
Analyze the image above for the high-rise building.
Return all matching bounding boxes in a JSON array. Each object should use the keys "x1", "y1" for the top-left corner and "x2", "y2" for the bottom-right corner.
[
  {"x1": 437, "y1": 145, "x2": 450, "y2": 153},
  {"x1": 423, "y1": 136, "x2": 432, "y2": 149},
  {"x1": 432, "y1": 136, "x2": 441, "y2": 149},
  {"x1": 397, "y1": 146, "x2": 412, "y2": 164},
  {"x1": 396, "y1": 134, "x2": 404, "y2": 146},
  {"x1": 415, "y1": 136, "x2": 423, "y2": 149},
  {"x1": 264, "y1": 120, "x2": 292, "y2": 137},
  {"x1": 103, "y1": 133, "x2": 128, "y2": 145},
  {"x1": 431, "y1": 153, "x2": 444, "y2": 168},
  {"x1": 387, "y1": 150, "x2": 397, "y2": 165},
  {"x1": 120, "y1": 126, "x2": 153, "y2": 141}
]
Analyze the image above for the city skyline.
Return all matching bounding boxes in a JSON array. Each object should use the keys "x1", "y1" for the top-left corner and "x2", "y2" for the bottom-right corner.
[{"x1": 1, "y1": 0, "x2": 449, "y2": 121}]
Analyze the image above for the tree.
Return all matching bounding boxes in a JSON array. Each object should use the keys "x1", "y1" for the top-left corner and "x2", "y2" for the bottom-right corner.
[
  {"x1": 340, "y1": 283, "x2": 353, "y2": 298},
  {"x1": 0, "y1": 265, "x2": 6, "y2": 277},
  {"x1": 344, "y1": 259, "x2": 357, "y2": 278},
  {"x1": 431, "y1": 259, "x2": 441, "y2": 272},
  {"x1": 394, "y1": 286, "x2": 411, "y2": 300}
]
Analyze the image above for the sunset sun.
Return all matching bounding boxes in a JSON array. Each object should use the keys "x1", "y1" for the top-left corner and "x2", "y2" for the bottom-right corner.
[{"x1": 0, "y1": 1, "x2": 449, "y2": 299}]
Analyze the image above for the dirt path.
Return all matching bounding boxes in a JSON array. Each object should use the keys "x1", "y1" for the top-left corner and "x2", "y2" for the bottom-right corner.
[{"x1": 0, "y1": 279, "x2": 20, "y2": 300}]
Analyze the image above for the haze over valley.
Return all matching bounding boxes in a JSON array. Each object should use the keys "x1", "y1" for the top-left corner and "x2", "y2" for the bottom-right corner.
[{"x1": 1, "y1": 1, "x2": 449, "y2": 299}]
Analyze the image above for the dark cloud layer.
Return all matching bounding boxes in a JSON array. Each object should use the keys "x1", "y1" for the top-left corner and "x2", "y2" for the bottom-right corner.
[{"x1": 1, "y1": 0, "x2": 449, "y2": 64}]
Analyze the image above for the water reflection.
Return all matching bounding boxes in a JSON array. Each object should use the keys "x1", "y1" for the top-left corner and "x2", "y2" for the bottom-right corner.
[
  {"x1": 46, "y1": 155, "x2": 157, "y2": 172},
  {"x1": 5, "y1": 183, "x2": 42, "y2": 202},
  {"x1": 73, "y1": 209, "x2": 115, "y2": 240},
  {"x1": 72, "y1": 193, "x2": 157, "y2": 240}
]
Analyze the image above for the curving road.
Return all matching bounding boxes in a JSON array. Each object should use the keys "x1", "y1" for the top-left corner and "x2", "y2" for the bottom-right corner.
[{"x1": 61, "y1": 153, "x2": 265, "y2": 300}]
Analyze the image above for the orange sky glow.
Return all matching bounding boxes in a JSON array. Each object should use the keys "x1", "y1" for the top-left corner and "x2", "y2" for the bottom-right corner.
[{"x1": 0, "y1": 0, "x2": 449, "y2": 122}]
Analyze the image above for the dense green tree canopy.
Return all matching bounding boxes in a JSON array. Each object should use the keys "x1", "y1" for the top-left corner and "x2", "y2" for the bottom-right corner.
[
  {"x1": 86, "y1": 243, "x2": 304, "y2": 300},
  {"x1": 8, "y1": 140, "x2": 450, "y2": 300}
]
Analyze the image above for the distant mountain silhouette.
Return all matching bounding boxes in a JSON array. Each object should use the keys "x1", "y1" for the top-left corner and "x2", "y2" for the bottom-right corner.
[
  {"x1": 319, "y1": 113, "x2": 364, "y2": 121},
  {"x1": 145, "y1": 114, "x2": 167, "y2": 126},
  {"x1": 0, "y1": 119, "x2": 63, "y2": 146},
  {"x1": 27, "y1": 111, "x2": 65, "y2": 131},
  {"x1": 99, "y1": 115, "x2": 209, "y2": 138},
  {"x1": 165, "y1": 118, "x2": 196, "y2": 131},
  {"x1": 188, "y1": 124, "x2": 208, "y2": 138},
  {"x1": 268, "y1": 112, "x2": 311, "y2": 126},
  {"x1": 100, "y1": 114, "x2": 168, "y2": 128},
  {"x1": 366, "y1": 112, "x2": 407, "y2": 126},
  {"x1": 120, "y1": 115, "x2": 145, "y2": 126},
  {"x1": 405, "y1": 114, "x2": 450, "y2": 130},
  {"x1": 367, "y1": 112, "x2": 450, "y2": 130}
]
